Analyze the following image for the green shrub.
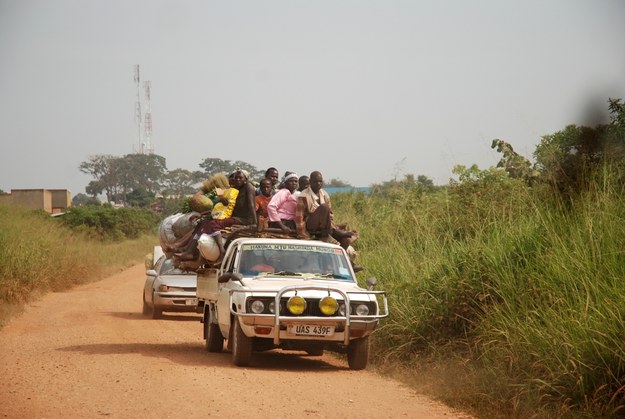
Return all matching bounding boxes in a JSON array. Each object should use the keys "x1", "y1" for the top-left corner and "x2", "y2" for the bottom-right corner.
[{"x1": 59, "y1": 205, "x2": 161, "y2": 241}]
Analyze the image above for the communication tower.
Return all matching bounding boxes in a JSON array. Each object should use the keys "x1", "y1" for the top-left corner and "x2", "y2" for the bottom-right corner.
[{"x1": 133, "y1": 64, "x2": 154, "y2": 155}]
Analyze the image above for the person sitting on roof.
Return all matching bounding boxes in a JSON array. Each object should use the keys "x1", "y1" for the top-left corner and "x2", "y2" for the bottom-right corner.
[
  {"x1": 176, "y1": 168, "x2": 257, "y2": 262},
  {"x1": 295, "y1": 170, "x2": 355, "y2": 247},
  {"x1": 267, "y1": 172, "x2": 299, "y2": 234},
  {"x1": 255, "y1": 178, "x2": 273, "y2": 231}
]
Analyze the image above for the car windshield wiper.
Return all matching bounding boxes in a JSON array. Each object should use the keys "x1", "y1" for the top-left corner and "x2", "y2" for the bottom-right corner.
[
  {"x1": 272, "y1": 271, "x2": 301, "y2": 276},
  {"x1": 316, "y1": 273, "x2": 350, "y2": 279}
]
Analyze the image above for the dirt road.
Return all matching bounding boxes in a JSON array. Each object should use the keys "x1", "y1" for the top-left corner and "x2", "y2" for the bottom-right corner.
[{"x1": 0, "y1": 264, "x2": 472, "y2": 418}]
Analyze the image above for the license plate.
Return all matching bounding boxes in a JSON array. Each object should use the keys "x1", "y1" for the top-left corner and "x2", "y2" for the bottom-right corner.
[
  {"x1": 186, "y1": 298, "x2": 198, "y2": 306},
  {"x1": 287, "y1": 324, "x2": 335, "y2": 337}
]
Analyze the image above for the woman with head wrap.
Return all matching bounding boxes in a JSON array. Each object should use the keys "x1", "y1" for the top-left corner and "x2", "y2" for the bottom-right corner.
[
  {"x1": 176, "y1": 168, "x2": 257, "y2": 261},
  {"x1": 267, "y1": 172, "x2": 299, "y2": 233},
  {"x1": 277, "y1": 171, "x2": 294, "y2": 190}
]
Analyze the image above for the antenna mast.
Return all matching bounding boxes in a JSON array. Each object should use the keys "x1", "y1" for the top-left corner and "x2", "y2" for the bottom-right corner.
[{"x1": 133, "y1": 64, "x2": 154, "y2": 155}]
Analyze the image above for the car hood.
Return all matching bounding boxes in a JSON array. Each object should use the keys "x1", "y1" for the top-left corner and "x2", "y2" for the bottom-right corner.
[
  {"x1": 239, "y1": 276, "x2": 372, "y2": 300},
  {"x1": 157, "y1": 275, "x2": 197, "y2": 288}
]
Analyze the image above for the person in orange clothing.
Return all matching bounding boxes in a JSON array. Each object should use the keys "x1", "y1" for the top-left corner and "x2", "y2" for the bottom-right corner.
[{"x1": 255, "y1": 178, "x2": 272, "y2": 230}]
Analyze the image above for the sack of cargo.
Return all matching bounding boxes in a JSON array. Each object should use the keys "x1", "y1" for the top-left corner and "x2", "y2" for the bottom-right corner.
[
  {"x1": 159, "y1": 213, "x2": 184, "y2": 250},
  {"x1": 201, "y1": 173, "x2": 230, "y2": 193},
  {"x1": 198, "y1": 234, "x2": 220, "y2": 262},
  {"x1": 171, "y1": 212, "x2": 199, "y2": 238},
  {"x1": 189, "y1": 192, "x2": 214, "y2": 213}
]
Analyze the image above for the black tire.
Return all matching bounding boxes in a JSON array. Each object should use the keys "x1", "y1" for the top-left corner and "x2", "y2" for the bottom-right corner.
[
  {"x1": 205, "y1": 306, "x2": 224, "y2": 353},
  {"x1": 151, "y1": 293, "x2": 163, "y2": 319},
  {"x1": 232, "y1": 317, "x2": 253, "y2": 366},
  {"x1": 347, "y1": 336, "x2": 370, "y2": 370},
  {"x1": 142, "y1": 294, "x2": 152, "y2": 316}
]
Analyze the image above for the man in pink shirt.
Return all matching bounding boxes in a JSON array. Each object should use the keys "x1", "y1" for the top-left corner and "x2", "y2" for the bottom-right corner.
[{"x1": 267, "y1": 172, "x2": 299, "y2": 233}]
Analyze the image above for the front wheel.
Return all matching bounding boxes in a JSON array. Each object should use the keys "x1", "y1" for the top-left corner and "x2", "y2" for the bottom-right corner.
[
  {"x1": 232, "y1": 317, "x2": 253, "y2": 366},
  {"x1": 204, "y1": 306, "x2": 224, "y2": 353},
  {"x1": 347, "y1": 336, "x2": 370, "y2": 370},
  {"x1": 142, "y1": 294, "x2": 152, "y2": 316},
  {"x1": 151, "y1": 293, "x2": 163, "y2": 319}
]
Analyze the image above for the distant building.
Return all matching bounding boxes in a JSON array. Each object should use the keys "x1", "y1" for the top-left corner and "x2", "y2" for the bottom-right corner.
[{"x1": 0, "y1": 189, "x2": 71, "y2": 214}]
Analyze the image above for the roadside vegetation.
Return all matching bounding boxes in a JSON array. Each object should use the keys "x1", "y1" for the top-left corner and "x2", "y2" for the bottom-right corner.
[
  {"x1": 0, "y1": 204, "x2": 158, "y2": 328},
  {"x1": 332, "y1": 98, "x2": 625, "y2": 418},
  {"x1": 334, "y1": 169, "x2": 624, "y2": 418},
  {"x1": 2, "y1": 98, "x2": 623, "y2": 417}
]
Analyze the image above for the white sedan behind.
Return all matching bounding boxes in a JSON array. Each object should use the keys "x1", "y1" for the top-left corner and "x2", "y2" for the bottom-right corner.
[{"x1": 142, "y1": 254, "x2": 199, "y2": 319}]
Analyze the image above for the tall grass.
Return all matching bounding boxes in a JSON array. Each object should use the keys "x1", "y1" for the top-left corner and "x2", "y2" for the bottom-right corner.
[
  {"x1": 333, "y1": 169, "x2": 625, "y2": 417},
  {"x1": 5, "y1": 173, "x2": 625, "y2": 416},
  {"x1": 0, "y1": 205, "x2": 157, "y2": 327}
]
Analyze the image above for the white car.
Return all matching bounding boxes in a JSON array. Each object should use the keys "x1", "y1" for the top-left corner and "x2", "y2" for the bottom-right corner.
[
  {"x1": 143, "y1": 255, "x2": 199, "y2": 319},
  {"x1": 197, "y1": 237, "x2": 388, "y2": 370}
]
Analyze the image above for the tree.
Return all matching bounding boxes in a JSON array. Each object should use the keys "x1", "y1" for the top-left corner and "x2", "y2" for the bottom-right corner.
[
  {"x1": 608, "y1": 97, "x2": 625, "y2": 129},
  {"x1": 116, "y1": 153, "x2": 167, "y2": 197},
  {"x1": 80, "y1": 153, "x2": 167, "y2": 204},
  {"x1": 491, "y1": 139, "x2": 539, "y2": 184},
  {"x1": 72, "y1": 193, "x2": 100, "y2": 206},
  {"x1": 80, "y1": 154, "x2": 265, "y2": 204},
  {"x1": 522, "y1": 97, "x2": 625, "y2": 197},
  {"x1": 162, "y1": 168, "x2": 204, "y2": 197},
  {"x1": 79, "y1": 154, "x2": 121, "y2": 202},
  {"x1": 372, "y1": 173, "x2": 438, "y2": 197},
  {"x1": 416, "y1": 175, "x2": 435, "y2": 191},
  {"x1": 126, "y1": 187, "x2": 155, "y2": 208},
  {"x1": 198, "y1": 157, "x2": 263, "y2": 180},
  {"x1": 325, "y1": 178, "x2": 352, "y2": 187}
]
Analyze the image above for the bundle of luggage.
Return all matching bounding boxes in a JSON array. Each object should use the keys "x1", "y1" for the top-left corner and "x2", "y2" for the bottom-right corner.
[{"x1": 159, "y1": 211, "x2": 298, "y2": 270}]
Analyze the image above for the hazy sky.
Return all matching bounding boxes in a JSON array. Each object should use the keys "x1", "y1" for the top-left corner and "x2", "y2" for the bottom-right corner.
[{"x1": 1, "y1": 1, "x2": 624, "y2": 196}]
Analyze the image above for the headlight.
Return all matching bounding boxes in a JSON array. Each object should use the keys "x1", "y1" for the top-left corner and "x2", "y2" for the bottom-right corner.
[
  {"x1": 355, "y1": 304, "x2": 370, "y2": 316},
  {"x1": 319, "y1": 296, "x2": 338, "y2": 315},
  {"x1": 158, "y1": 285, "x2": 184, "y2": 292},
  {"x1": 338, "y1": 303, "x2": 350, "y2": 316},
  {"x1": 269, "y1": 301, "x2": 276, "y2": 314},
  {"x1": 250, "y1": 300, "x2": 265, "y2": 314},
  {"x1": 287, "y1": 296, "x2": 306, "y2": 315}
]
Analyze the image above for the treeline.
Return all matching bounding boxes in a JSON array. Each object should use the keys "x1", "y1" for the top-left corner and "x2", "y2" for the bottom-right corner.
[
  {"x1": 329, "y1": 98, "x2": 625, "y2": 417},
  {"x1": 76, "y1": 155, "x2": 351, "y2": 208}
]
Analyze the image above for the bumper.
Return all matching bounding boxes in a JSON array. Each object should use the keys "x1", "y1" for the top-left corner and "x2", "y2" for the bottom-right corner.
[
  {"x1": 154, "y1": 293, "x2": 199, "y2": 312},
  {"x1": 230, "y1": 285, "x2": 388, "y2": 345}
]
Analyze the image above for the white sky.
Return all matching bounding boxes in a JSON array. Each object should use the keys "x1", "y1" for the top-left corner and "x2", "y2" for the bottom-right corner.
[{"x1": 1, "y1": 0, "x2": 624, "y2": 195}]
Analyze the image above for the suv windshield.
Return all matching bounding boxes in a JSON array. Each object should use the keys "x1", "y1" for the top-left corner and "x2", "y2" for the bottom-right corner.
[{"x1": 238, "y1": 243, "x2": 353, "y2": 280}]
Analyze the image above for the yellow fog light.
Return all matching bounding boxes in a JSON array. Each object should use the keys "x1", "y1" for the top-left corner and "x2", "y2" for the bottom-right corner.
[
  {"x1": 287, "y1": 296, "x2": 307, "y2": 315},
  {"x1": 319, "y1": 296, "x2": 338, "y2": 315}
]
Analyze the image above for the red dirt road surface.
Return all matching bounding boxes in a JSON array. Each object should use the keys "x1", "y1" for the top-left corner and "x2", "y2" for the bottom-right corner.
[{"x1": 0, "y1": 264, "x2": 473, "y2": 418}]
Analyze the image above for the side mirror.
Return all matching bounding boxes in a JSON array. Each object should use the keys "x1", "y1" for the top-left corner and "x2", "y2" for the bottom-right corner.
[
  {"x1": 146, "y1": 269, "x2": 157, "y2": 277},
  {"x1": 218, "y1": 272, "x2": 243, "y2": 283},
  {"x1": 366, "y1": 276, "x2": 377, "y2": 290},
  {"x1": 218, "y1": 273, "x2": 231, "y2": 283}
]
